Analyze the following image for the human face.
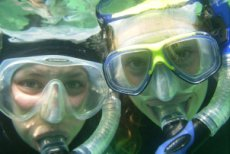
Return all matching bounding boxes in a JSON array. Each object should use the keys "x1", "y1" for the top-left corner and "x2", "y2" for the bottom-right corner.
[
  {"x1": 0, "y1": 55, "x2": 108, "y2": 151},
  {"x1": 11, "y1": 65, "x2": 87, "y2": 150},
  {"x1": 108, "y1": 7, "x2": 209, "y2": 127}
]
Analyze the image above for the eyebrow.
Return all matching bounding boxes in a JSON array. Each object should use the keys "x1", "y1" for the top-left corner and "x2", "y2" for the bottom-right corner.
[
  {"x1": 15, "y1": 64, "x2": 89, "y2": 77},
  {"x1": 61, "y1": 72, "x2": 88, "y2": 78}
]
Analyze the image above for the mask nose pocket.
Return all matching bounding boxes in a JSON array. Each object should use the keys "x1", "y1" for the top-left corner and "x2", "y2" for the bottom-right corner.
[
  {"x1": 40, "y1": 79, "x2": 68, "y2": 124},
  {"x1": 148, "y1": 64, "x2": 180, "y2": 102}
]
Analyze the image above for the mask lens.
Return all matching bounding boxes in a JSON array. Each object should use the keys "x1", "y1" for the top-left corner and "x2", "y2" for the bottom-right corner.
[
  {"x1": 70, "y1": 65, "x2": 107, "y2": 119},
  {"x1": 0, "y1": 56, "x2": 107, "y2": 121},
  {"x1": 104, "y1": 49, "x2": 151, "y2": 94},
  {"x1": 164, "y1": 36, "x2": 220, "y2": 82},
  {"x1": 164, "y1": 38, "x2": 201, "y2": 75}
]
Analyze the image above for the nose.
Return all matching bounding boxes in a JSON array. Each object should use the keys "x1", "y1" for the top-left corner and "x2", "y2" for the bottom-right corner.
[
  {"x1": 40, "y1": 79, "x2": 67, "y2": 124},
  {"x1": 144, "y1": 64, "x2": 180, "y2": 102}
]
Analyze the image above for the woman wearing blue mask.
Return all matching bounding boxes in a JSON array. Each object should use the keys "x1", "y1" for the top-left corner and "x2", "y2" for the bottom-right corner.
[{"x1": 98, "y1": 0, "x2": 230, "y2": 153}]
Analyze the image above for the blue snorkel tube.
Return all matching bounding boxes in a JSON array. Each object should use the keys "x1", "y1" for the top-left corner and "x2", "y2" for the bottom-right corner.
[{"x1": 156, "y1": 0, "x2": 230, "y2": 153}]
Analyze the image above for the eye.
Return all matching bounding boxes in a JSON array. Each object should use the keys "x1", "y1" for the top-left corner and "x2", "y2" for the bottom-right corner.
[
  {"x1": 165, "y1": 39, "x2": 202, "y2": 75},
  {"x1": 64, "y1": 79, "x2": 88, "y2": 95},
  {"x1": 173, "y1": 47, "x2": 192, "y2": 63},
  {"x1": 65, "y1": 80, "x2": 83, "y2": 89},
  {"x1": 125, "y1": 57, "x2": 147, "y2": 75},
  {"x1": 19, "y1": 80, "x2": 43, "y2": 89},
  {"x1": 127, "y1": 58, "x2": 147, "y2": 70},
  {"x1": 122, "y1": 54, "x2": 149, "y2": 76},
  {"x1": 166, "y1": 43, "x2": 194, "y2": 67},
  {"x1": 16, "y1": 79, "x2": 44, "y2": 94}
]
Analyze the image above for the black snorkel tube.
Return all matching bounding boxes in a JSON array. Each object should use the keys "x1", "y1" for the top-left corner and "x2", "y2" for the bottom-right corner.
[{"x1": 156, "y1": 0, "x2": 230, "y2": 153}]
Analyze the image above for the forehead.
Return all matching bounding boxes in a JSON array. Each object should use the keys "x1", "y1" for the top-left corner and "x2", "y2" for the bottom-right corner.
[
  {"x1": 13, "y1": 64, "x2": 87, "y2": 78},
  {"x1": 109, "y1": 2, "x2": 203, "y2": 47}
]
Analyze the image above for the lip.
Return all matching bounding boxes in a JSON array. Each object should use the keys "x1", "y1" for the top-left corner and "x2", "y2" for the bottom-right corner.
[
  {"x1": 146, "y1": 95, "x2": 192, "y2": 107},
  {"x1": 34, "y1": 131, "x2": 68, "y2": 150},
  {"x1": 35, "y1": 131, "x2": 67, "y2": 141}
]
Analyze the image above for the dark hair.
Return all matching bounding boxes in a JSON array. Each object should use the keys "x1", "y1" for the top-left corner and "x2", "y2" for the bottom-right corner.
[
  {"x1": 0, "y1": 32, "x2": 108, "y2": 63},
  {"x1": 198, "y1": 1, "x2": 227, "y2": 45}
]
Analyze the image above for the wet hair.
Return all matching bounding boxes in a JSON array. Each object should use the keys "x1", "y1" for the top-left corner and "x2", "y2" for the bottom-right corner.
[
  {"x1": 0, "y1": 31, "x2": 108, "y2": 63},
  {"x1": 197, "y1": 1, "x2": 227, "y2": 45}
]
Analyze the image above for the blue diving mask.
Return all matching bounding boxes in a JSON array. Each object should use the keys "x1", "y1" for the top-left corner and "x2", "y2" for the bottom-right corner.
[
  {"x1": 103, "y1": 31, "x2": 221, "y2": 95},
  {"x1": 0, "y1": 55, "x2": 109, "y2": 121}
]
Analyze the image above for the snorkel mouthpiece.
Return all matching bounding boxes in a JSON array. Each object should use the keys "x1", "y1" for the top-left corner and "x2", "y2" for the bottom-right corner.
[
  {"x1": 39, "y1": 136, "x2": 69, "y2": 154},
  {"x1": 162, "y1": 119, "x2": 187, "y2": 139}
]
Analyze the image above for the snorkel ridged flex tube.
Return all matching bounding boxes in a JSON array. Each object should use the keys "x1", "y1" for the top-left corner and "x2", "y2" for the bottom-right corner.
[
  {"x1": 72, "y1": 90, "x2": 121, "y2": 154},
  {"x1": 156, "y1": 0, "x2": 230, "y2": 153},
  {"x1": 195, "y1": 0, "x2": 230, "y2": 136}
]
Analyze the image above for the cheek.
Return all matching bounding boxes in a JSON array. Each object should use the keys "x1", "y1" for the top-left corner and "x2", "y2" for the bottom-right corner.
[
  {"x1": 12, "y1": 120, "x2": 26, "y2": 134},
  {"x1": 12, "y1": 116, "x2": 86, "y2": 149},
  {"x1": 12, "y1": 119, "x2": 32, "y2": 147},
  {"x1": 129, "y1": 95, "x2": 160, "y2": 125},
  {"x1": 192, "y1": 81, "x2": 208, "y2": 101},
  {"x1": 129, "y1": 95, "x2": 146, "y2": 113},
  {"x1": 12, "y1": 86, "x2": 40, "y2": 109},
  {"x1": 68, "y1": 88, "x2": 89, "y2": 106},
  {"x1": 65, "y1": 119, "x2": 85, "y2": 143},
  {"x1": 186, "y1": 81, "x2": 208, "y2": 118},
  {"x1": 123, "y1": 69, "x2": 146, "y2": 86}
]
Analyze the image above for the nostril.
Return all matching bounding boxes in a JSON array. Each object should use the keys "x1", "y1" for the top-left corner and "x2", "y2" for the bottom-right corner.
[{"x1": 40, "y1": 98, "x2": 65, "y2": 124}]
